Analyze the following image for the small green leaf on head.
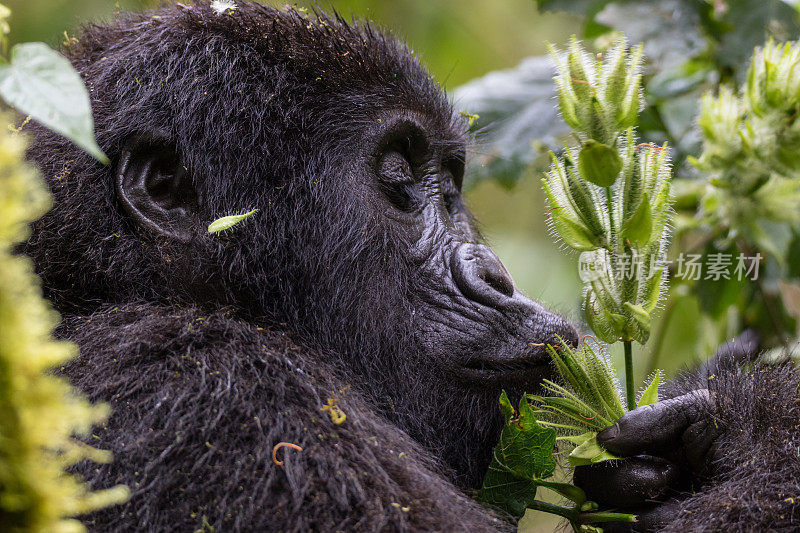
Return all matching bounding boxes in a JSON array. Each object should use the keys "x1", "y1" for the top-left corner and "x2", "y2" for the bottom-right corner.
[{"x1": 208, "y1": 209, "x2": 258, "y2": 233}]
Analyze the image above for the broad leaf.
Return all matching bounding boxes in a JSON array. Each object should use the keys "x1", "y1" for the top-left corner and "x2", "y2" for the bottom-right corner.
[
  {"x1": 477, "y1": 391, "x2": 557, "y2": 517},
  {"x1": 208, "y1": 209, "x2": 258, "y2": 233},
  {"x1": 0, "y1": 42, "x2": 108, "y2": 163},
  {"x1": 596, "y1": 0, "x2": 705, "y2": 70},
  {"x1": 715, "y1": 0, "x2": 800, "y2": 76}
]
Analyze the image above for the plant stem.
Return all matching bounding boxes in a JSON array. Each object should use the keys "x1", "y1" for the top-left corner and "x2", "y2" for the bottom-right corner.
[
  {"x1": 605, "y1": 187, "x2": 615, "y2": 239},
  {"x1": 578, "y1": 510, "x2": 638, "y2": 524},
  {"x1": 624, "y1": 341, "x2": 635, "y2": 411},
  {"x1": 526, "y1": 500, "x2": 577, "y2": 521}
]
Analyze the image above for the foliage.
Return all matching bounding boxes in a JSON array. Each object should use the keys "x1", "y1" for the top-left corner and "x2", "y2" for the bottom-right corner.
[
  {"x1": 480, "y1": 36, "x2": 673, "y2": 529},
  {"x1": 477, "y1": 391, "x2": 556, "y2": 517},
  {"x1": 0, "y1": 42, "x2": 108, "y2": 163},
  {"x1": 457, "y1": 0, "x2": 800, "y2": 189},
  {"x1": 208, "y1": 209, "x2": 258, "y2": 233},
  {"x1": 543, "y1": 37, "x2": 674, "y2": 347},
  {"x1": 692, "y1": 40, "x2": 800, "y2": 258},
  {"x1": 0, "y1": 3, "x2": 127, "y2": 531},
  {"x1": 0, "y1": 115, "x2": 128, "y2": 532},
  {"x1": 478, "y1": 392, "x2": 636, "y2": 530}
]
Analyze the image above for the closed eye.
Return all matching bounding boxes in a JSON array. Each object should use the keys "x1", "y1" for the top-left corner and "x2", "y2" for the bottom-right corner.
[{"x1": 378, "y1": 149, "x2": 418, "y2": 211}]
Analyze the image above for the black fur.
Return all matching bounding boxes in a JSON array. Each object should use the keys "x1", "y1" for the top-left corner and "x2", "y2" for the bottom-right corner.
[
  {"x1": 60, "y1": 303, "x2": 509, "y2": 531},
  {"x1": 655, "y1": 355, "x2": 800, "y2": 531}
]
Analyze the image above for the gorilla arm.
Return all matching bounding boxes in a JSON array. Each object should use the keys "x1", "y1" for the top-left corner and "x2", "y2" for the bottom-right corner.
[
  {"x1": 61, "y1": 303, "x2": 509, "y2": 533},
  {"x1": 576, "y1": 335, "x2": 800, "y2": 531}
]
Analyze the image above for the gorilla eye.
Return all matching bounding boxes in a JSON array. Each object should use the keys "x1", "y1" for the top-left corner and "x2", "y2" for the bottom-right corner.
[
  {"x1": 444, "y1": 155, "x2": 465, "y2": 191},
  {"x1": 377, "y1": 149, "x2": 417, "y2": 212}
]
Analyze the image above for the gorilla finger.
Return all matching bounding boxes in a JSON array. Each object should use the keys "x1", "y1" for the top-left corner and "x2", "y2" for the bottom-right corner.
[
  {"x1": 572, "y1": 455, "x2": 680, "y2": 508},
  {"x1": 597, "y1": 389, "x2": 713, "y2": 457}
]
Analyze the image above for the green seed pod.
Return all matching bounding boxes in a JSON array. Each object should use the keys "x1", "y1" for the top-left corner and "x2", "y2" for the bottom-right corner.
[
  {"x1": 542, "y1": 178, "x2": 599, "y2": 251},
  {"x1": 621, "y1": 192, "x2": 652, "y2": 248},
  {"x1": 584, "y1": 288, "x2": 621, "y2": 343},
  {"x1": 598, "y1": 40, "x2": 628, "y2": 112},
  {"x1": 616, "y1": 45, "x2": 643, "y2": 130},
  {"x1": 578, "y1": 140, "x2": 622, "y2": 187}
]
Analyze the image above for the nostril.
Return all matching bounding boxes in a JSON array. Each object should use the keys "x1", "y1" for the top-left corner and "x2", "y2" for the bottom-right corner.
[{"x1": 479, "y1": 269, "x2": 514, "y2": 298}]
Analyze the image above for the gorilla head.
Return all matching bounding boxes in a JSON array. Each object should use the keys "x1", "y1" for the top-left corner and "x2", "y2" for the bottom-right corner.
[{"x1": 26, "y1": 1, "x2": 576, "y2": 487}]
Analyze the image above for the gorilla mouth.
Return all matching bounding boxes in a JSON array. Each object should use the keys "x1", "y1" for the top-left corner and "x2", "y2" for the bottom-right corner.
[{"x1": 456, "y1": 344, "x2": 551, "y2": 386}]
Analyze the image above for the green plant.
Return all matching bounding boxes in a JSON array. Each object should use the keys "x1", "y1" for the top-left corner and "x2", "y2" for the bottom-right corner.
[
  {"x1": 543, "y1": 36, "x2": 673, "y2": 409},
  {"x1": 0, "y1": 117, "x2": 128, "y2": 532},
  {"x1": 692, "y1": 40, "x2": 800, "y2": 259},
  {"x1": 0, "y1": 3, "x2": 128, "y2": 531},
  {"x1": 478, "y1": 36, "x2": 672, "y2": 530}
]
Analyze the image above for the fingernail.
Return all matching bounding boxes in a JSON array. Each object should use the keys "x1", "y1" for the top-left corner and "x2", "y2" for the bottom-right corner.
[{"x1": 598, "y1": 423, "x2": 618, "y2": 442}]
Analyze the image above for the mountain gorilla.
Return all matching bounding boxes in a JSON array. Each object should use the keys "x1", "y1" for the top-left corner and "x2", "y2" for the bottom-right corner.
[{"x1": 22, "y1": 1, "x2": 800, "y2": 531}]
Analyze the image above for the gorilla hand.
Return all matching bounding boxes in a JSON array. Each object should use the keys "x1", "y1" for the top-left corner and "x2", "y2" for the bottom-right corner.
[
  {"x1": 573, "y1": 389, "x2": 719, "y2": 531},
  {"x1": 573, "y1": 331, "x2": 760, "y2": 531}
]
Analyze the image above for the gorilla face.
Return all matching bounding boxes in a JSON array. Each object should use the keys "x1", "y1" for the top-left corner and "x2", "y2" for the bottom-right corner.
[
  {"x1": 27, "y1": 3, "x2": 576, "y2": 487},
  {"x1": 250, "y1": 104, "x2": 578, "y2": 485},
  {"x1": 366, "y1": 113, "x2": 576, "y2": 388}
]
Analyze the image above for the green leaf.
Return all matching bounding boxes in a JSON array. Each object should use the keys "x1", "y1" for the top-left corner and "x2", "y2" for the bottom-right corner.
[
  {"x1": 636, "y1": 369, "x2": 661, "y2": 407},
  {"x1": 568, "y1": 433, "x2": 621, "y2": 466},
  {"x1": 477, "y1": 391, "x2": 557, "y2": 517},
  {"x1": 561, "y1": 431, "x2": 595, "y2": 446},
  {"x1": 0, "y1": 42, "x2": 108, "y2": 164},
  {"x1": 621, "y1": 192, "x2": 652, "y2": 248},
  {"x1": 578, "y1": 140, "x2": 622, "y2": 187},
  {"x1": 207, "y1": 209, "x2": 258, "y2": 233}
]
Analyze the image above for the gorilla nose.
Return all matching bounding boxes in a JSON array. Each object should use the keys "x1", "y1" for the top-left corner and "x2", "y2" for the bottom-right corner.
[{"x1": 451, "y1": 243, "x2": 516, "y2": 307}]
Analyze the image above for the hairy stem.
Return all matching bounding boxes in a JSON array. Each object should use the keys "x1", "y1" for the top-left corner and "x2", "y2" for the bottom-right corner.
[
  {"x1": 578, "y1": 510, "x2": 638, "y2": 524},
  {"x1": 605, "y1": 187, "x2": 615, "y2": 243},
  {"x1": 624, "y1": 341, "x2": 635, "y2": 411},
  {"x1": 526, "y1": 500, "x2": 577, "y2": 521}
]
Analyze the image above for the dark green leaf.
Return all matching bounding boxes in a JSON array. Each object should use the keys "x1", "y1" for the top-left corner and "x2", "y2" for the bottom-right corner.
[
  {"x1": 596, "y1": 0, "x2": 705, "y2": 70},
  {"x1": 0, "y1": 42, "x2": 108, "y2": 164},
  {"x1": 715, "y1": 0, "x2": 800, "y2": 76},
  {"x1": 477, "y1": 391, "x2": 557, "y2": 517},
  {"x1": 534, "y1": 0, "x2": 610, "y2": 15}
]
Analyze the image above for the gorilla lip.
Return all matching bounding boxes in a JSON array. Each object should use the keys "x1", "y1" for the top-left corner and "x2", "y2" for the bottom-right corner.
[{"x1": 456, "y1": 345, "x2": 551, "y2": 384}]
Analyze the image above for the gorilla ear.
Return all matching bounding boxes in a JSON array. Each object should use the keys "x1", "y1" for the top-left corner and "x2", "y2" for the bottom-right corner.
[{"x1": 116, "y1": 137, "x2": 198, "y2": 242}]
